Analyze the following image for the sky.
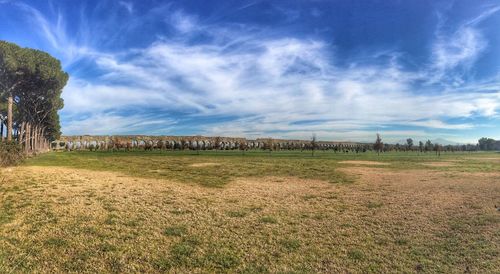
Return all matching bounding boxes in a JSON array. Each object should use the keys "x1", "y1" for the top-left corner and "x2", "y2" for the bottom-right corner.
[{"x1": 0, "y1": 0, "x2": 499, "y2": 143}]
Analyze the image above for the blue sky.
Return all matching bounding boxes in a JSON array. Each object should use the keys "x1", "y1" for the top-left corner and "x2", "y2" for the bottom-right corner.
[{"x1": 1, "y1": 0, "x2": 499, "y2": 143}]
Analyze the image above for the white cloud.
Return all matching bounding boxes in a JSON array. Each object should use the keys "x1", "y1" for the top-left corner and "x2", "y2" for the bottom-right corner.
[
  {"x1": 169, "y1": 10, "x2": 197, "y2": 33},
  {"x1": 58, "y1": 21, "x2": 500, "y2": 138},
  {"x1": 15, "y1": 2, "x2": 96, "y2": 65},
  {"x1": 432, "y1": 26, "x2": 486, "y2": 72},
  {"x1": 406, "y1": 120, "x2": 473, "y2": 130},
  {"x1": 466, "y1": 5, "x2": 500, "y2": 26},
  {"x1": 429, "y1": 5, "x2": 500, "y2": 83}
]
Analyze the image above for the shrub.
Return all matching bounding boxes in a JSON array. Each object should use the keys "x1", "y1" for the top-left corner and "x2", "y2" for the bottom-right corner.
[{"x1": 0, "y1": 141, "x2": 24, "y2": 166}]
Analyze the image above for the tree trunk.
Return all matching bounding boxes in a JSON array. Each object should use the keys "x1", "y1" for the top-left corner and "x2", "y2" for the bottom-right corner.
[
  {"x1": 31, "y1": 125, "x2": 34, "y2": 151},
  {"x1": 0, "y1": 120, "x2": 3, "y2": 142},
  {"x1": 7, "y1": 95, "x2": 13, "y2": 141},
  {"x1": 32, "y1": 125, "x2": 36, "y2": 152},
  {"x1": 41, "y1": 127, "x2": 46, "y2": 151},
  {"x1": 38, "y1": 127, "x2": 42, "y2": 151},
  {"x1": 35, "y1": 126, "x2": 39, "y2": 151},
  {"x1": 34, "y1": 126, "x2": 40, "y2": 152},
  {"x1": 25, "y1": 123, "x2": 30, "y2": 153},
  {"x1": 18, "y1": 122, "x2": 24, "y2": 146},
  {"x1": 37, "y1": 127, "x2": 41, "y2": 151}
]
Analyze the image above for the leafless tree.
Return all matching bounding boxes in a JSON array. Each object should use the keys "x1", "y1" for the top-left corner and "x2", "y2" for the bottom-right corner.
[
  {"x1": 311, "y1": 133, "x2": 317, "y2": 156},
  {"x1": 374, "y1": 133, "x2": 384, "y2": 156}
]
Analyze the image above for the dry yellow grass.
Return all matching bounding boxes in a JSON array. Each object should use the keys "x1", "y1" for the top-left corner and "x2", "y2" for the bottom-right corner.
[
  {"x1": 338, "y1": 160, "x2": 390, "y2": 166},
  {"x1": 1, "y1": 162, "x2": 499, "y2": 273},
  {"x1": 420, "y1": 161, "x2": 456, "y2": 167},
  {"x1": 189, "y1": 162, "x2": 221, "y2": 167}
]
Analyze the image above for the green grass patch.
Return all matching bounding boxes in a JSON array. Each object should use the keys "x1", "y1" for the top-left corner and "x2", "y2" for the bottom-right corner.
[
  {"x1": 280, "y1": 238, "x2": 301, "y2": 251},
  {"x1": 44, "y1": 237, "x2": 68, "y2": 247},
  {"x1": 260, "y1": 216, "x2": 278, "y2": 224},
  {"x1": 164, "y1": 225, "x2": 187, "y2": 237},
  {"x1": 347, "y1": 249, "x2": 364, "y2": 261},
  {"x1": 204, "y1": 247, "x2": 240, "y2": 270},
  {"x1": 226, "y1": 210, "x2": 247, "y2": 218},
  {"x1": 366, "y1": 201, "x2": 383, "y2": 209},
  {"x1": 170, "y1": 237, "x2": 200, "y2": 266}
]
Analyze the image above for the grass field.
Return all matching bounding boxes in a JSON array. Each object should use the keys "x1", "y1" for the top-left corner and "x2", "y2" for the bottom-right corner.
[{"x1": 1, "y1": 150, "x2": 499, "y2": 273}]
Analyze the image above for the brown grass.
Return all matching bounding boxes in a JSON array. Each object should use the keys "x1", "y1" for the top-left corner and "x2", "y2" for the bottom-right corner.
[
  {"x1": 0, "y1": 164, "x2": 499, "y2": 273},
  {"x1": 338, "y1": 160, "x2": 390, "y2": 165}
]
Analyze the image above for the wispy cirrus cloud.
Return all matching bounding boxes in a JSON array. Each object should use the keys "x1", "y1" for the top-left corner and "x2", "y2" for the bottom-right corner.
[
  {"x1": 169, "y1": 10, "x2": 198, "y2": 33},
  {"x1": 2, "y1": 1, "x2": 499, "y2": 143},
  {"x1": 430, "y1": 5, "x2": 500, "y2": 85},
  {"x1": 118, "y1": 1, "x2": 134, "y2": 14},
  {"x1": 13, "y1": 2, "x2": 96, "y2": 65},
  {"x1": 61, "y1": 33, "x2": 499, "y2": 140}
]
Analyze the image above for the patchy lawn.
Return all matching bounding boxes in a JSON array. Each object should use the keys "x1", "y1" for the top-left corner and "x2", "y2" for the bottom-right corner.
[{"x1": 0, "y1": 151, "x2": 499, "y2": 272}]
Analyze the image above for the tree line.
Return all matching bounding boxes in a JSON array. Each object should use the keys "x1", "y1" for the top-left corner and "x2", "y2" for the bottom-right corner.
[
  {"x1": 53, "y1": 134, "x2": 486, "y2": 156},
  {"x1": 373, "y1": 135, "x2": 494, "y2": 155},
  {"x1": 0, "y1": 40, "x2": 67, "y2": 158},
  {"x1": 478, "y1": 138, "x2": 500, "y2": 151}
]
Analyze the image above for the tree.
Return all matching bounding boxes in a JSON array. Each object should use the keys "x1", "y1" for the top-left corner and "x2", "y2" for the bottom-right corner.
[
  {"x1": 311, "y1": 133, "x2": 317, "y2": 156},
  {"x1": 406, "y1": 138, "x2": 413, "y2": 151},
  {"x1": 433, "y1": 143, "x2": 441, "y2": 156},
  {"x1": 213, "y1": 136, "x2": 221, "y2": 152},
  {"x1": 374, "y1": 134, "x2": 384, "y2": 155},
  {"x1": 425, "y1": 140, "x2": 433, "y2": 152},
  {"x1": 0, "y1": 40, "x2": 67, "y2": 152},
  {"x1": 238, "y1": 141, "x2": 247, "y2": 155},
  {"x1": 478, "y1": 137, "x2": 498, "y2": 151},
  {"x1": 265, "y1": 138, "x2": 274, "y2": 154},
  {"x1": 0, "y1": 41, "x2": 29, "y2": 141},
  {"x1": 14, "y1": 51, "x2": 67, "y2": 153}
]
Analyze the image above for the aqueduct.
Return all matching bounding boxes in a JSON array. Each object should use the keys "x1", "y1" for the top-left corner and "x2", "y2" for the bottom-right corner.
[{"x1": 52, "y1": 135, "x2": 368, "y2": 152}]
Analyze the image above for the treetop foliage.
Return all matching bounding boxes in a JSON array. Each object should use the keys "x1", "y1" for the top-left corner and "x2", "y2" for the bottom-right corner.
[{"x1": 0, "y1": 40, "x2": 67, "y2": 140}]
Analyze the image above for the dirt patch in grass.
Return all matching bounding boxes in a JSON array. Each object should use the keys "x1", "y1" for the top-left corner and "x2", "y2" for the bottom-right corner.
[
  {"x1": 338, "y1": 160, "x2": 390, "y2": 166},
  {"x1": 189, "y1": 162, "x2": 220, "y2": 167},
  {"x1": 421, "y1": 162, "x2": 456, "y2": 167},
  {"x1": 1, "y1": 164, "x2": 499, "y2": 273}
]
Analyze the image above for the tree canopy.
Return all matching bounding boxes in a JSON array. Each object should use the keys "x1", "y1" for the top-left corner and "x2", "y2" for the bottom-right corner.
[{"x1": 0, "y1": 40, "x2": 67, "y2": 142}]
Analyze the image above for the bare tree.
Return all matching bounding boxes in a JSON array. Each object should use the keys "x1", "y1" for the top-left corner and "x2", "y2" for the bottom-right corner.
[
  {"x1": 433, "y1": 143, "x2": 441, "y2": 157},
  {"x1": 265, "y1": 138, "x2": 273, "y2": 154},
  {"x1": 239, "y1": 141, "x2": 247, "y2": 155},
  {"x1": 374, "y1": 133, "x2": 384, "y2": 156},
  {"x1": 311, "y1": 133, "x2": 317, "y2": 156},
  {"x1": 213, "y1": 136, "x2": 221, "y2": 153}
]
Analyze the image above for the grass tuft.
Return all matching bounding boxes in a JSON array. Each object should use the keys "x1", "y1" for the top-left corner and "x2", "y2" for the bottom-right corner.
[
  {"x1": 280, "y1": 238, "x2": 301, "y2": 251},
  {"x1": 260, "y1": 216, "x2": 278, "y2": 224},
  {"x1": 164, "y1": 225, "x2": 187, "y2": 237},
  {"x1": 347, "y1": 249, "x2": 364, "y2": 261},
  {"x1": 44, "y1": 237, "x2": 68, "y2": 247},
  {"x1": 226, "y1": 210, "x2": 247, "y2": 218}
]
